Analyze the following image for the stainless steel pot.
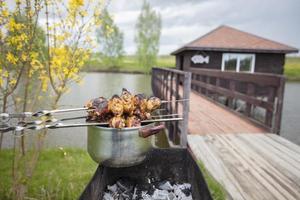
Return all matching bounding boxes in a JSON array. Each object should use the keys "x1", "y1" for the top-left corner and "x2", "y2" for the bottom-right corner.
[{"x1": 87, "y1": 123, "x2": 165, "y2": 167}]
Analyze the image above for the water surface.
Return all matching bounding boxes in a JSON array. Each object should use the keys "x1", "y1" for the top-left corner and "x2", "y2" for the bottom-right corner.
[{"x1": 2, "y1": 73, "x2": 300, "y2": 148}]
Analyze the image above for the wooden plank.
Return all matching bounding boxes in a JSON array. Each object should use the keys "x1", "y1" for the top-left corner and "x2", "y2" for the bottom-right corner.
[
  {"x1": 189, "y1": 136, "x2": 249, "y2": 200},
  {"x1": 188, "y1": 134, "x2": 300, "y2": 200},
  {"x1": 267, "y1": 134, "x2": 300, "y2": 154},
  {"x1": 188, "y1": 89, "x2": 267, "y2": 134},
  {"x1": 239, "y1": 137, "x2": 300, "y2": 181},
  {"x1": 213, "y1": 134, "x2": 291, "y2": 200},
  {"x1": 228, "y1": 135, "x2": 300, "y2": 198}
]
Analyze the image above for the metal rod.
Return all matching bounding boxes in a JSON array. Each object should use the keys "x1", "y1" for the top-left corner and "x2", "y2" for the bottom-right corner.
[
  {"x1": 0, "y1": 112, "x2": 33, "y2": 120},
  {"x1": 142, "y1": 117, "x2": 183, "y2": 124},
  {"x1": 47, "y1": 117, "x2": 183, "y2": 129},
  {"x1": 48, "y1": 122, "x2": 108, "y2": 129},
  {"x1": 161, "y1": 99, "x2": 189, "y2": 103},
  {"x1": 151, "y1": 113, "x2": 181, "y2": 118},
  {"x1": 32, "y1": 107, "x2": 92, "y2": 117}
]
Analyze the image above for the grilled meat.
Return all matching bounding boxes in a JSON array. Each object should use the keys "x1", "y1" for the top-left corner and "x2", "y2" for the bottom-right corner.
[
  {"x1": 146, "y1": 96, "x2": 161, "y2": 112},
  {"x1": 109, "y1": 116, "x2": 126, "y2": 128},
  {"x1": 121, "y1": 88, "x2": 134, "y2": 115},
  {"x1": 86, "y1": 89, "x2": 162, "y2": 128},
  {"x1": 133, "y1": 94, "x2": 147, "y2": 113},
  {"x1": 108, "y1": 95, "x2": 124, "y2": 116},
  {"x1": 85, "y1": 97, "x2": 110, "y2": 122},
  {"x1": 125, "y1": 115, "x2": 141, "y2": 127}
]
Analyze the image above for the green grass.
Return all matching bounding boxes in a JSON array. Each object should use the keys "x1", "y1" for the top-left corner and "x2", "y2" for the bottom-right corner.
[
  {"x1": 83, "y1": 54, "x2": 175, "y2": 73},
  {"x1": 0, "y1": 148, "x2": 98, "y2": 200},
  {"x1": 84, "y1": 54, "x2": 300, "y2": 81},
  {"x1": 0, "y1": 148, "x2": 226, "y2": 200},
  {"x1": 197, "y1": 161, "x2": 226, "y2": 200},
  {"x1": 285, "y1": 57, "x2": 300, "y2": 81}
]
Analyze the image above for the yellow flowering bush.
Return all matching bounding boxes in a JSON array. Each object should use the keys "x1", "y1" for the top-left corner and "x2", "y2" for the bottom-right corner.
[
  {"x1": 0, "y1": 1, "x2": 109, "y2": 199},
  {"x1": 0, "y1": 0, "x2": 106, "y2": 109}
]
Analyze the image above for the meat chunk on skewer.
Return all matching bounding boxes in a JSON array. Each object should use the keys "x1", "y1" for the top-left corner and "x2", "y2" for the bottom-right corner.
[
  {"x1": 109, "y1": 116, "x2": 126, "y2": 128},
  {"x1": 120, "y1": 88, "x2": 134, "y2": 115},
  {"x1": 146, "y1": 96, "x2": 161, "y2": 112},
  {"x1": 85, "y1": 97, "x2": 110, "y2": 122},
  {"x1": 108, "y1": 95, "x2": 124, "y2": 116},
  {"x1": 133, "y1": 109, "x2": 151, "y2": 121},
  {"x1": 133, "y1": 94, "x2": 147, "y2": 113},
  {"x1": 125, "y1": 115, "x2": 141, "y2": 127}
]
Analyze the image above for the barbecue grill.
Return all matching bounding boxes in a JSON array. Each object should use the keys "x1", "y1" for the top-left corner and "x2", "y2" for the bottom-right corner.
[
  {"x1": 80, "y1": 149, "x2": 212, "y2": 200},
  {"x1": 0, "y1": 95, "x2": 213, "y2": 199}
]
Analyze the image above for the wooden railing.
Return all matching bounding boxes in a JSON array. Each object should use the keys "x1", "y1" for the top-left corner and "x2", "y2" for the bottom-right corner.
[
  {"x1": 188, "y1": 68, "x2": 285, "y2": 134},
  {"x1": 152, "y1": 67, "x2": 191, "y2": 147}
]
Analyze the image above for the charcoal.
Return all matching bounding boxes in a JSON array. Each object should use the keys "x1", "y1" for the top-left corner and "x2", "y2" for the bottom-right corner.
[
  {"x1": 152, "y1": 189, "x2": 169, "y2": 200},
  {"x1": 107, "y1": 184, "x2": 118, "y2": 193},
  {"x1": 103, "y1": 192, "x2": 114, "y2": 200},
  {"x1": 103, "y1": 178, "x2": 193, "y2": 200},
  {"x1": 116, "y1": 179, "x2": 134, "y2": 193},
  {"x1": 168, "y1": 192, "x2": 176, "y2": 200},
  {"x1": 158, "y1": 181, "x2": 173, "y2": 191}
]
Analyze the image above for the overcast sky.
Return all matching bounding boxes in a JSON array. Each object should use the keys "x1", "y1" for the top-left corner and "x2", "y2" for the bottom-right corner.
[{"x1": 107, "y1": 0, "x2": 300, "y2": 55}]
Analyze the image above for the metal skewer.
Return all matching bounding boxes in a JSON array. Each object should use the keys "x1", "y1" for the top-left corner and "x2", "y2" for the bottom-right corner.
[
  {"x1": 151, "y1": 113, "x2": 181, "y2": 118},
  {"x1": 161, "y1": 99, "x2": 189, "y2": 103},
  {"x1": 32, "y1": 107, "x2": 92, "y2": 117},
  {"x1": 1, "y1": 99, "x2": 187, "y2": 120},
  {"x1": 48, "y1": 117, "x2": 183, "y2": 129},
  {"x1": 1, "y1": 116, "x2": 183, "y2": 132}
]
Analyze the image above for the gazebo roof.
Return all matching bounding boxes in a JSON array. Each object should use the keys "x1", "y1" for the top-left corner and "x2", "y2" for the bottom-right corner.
[{"x1": 171, "y1": 25, "x2": 298, "y2": 55}]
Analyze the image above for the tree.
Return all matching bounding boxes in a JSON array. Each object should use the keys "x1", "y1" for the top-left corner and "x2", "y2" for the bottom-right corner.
[
  {"x1": 0, "y1": 0, "x2": 110, "y2": 199},
  {"x1": 96, "y1": 9, "x2": 124, "y2": 68},
  {"x1": 135, "y1": 0, "x2": 161, "y2": 72}
]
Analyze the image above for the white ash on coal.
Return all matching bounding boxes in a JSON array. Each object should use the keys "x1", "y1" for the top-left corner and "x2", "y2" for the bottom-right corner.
[{"x1": 103, "y1": 179, "x2": 193, "y2": 200}]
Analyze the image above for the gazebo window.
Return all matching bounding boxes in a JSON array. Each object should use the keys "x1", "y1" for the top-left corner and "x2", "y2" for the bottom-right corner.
[{"x1": 221, "y1": 53, "x2": 255, "y2": 73}]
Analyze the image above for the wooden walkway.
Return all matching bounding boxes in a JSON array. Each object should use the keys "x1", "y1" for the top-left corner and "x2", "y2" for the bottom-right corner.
[
  {"x1": 188, "y1": 90, "x2": 267, "y2": 135},
  {"x1": 152, "y1": 68, "x2": 298, "y2": 200},
  {"x1": 188, "y1": 134, "x2": 300, "y2": 200}
]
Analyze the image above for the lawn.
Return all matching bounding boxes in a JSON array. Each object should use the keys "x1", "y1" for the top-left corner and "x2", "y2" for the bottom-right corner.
[
  {"x1": 0, "y1": 148, "x2": 98, "y2": 200},
  {"x1": 285, "y1": 57, "x2": 300, "y2": 81},
  {"x1": 84, "y1": 55, "x2": 300, "y2": 81},
  {"x1": 83, "y1": 54, "x2": 175, "y2": 73},
  {"x1": 0, "y1": 148, "x2": 225, "y2": 200}
]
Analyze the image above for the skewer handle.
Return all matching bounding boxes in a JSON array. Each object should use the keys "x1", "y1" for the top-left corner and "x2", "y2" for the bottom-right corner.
[
  {"x1": 48, "y1": 122, "x2": 108, "y2": 129},
  {"x1": 32, "y1": 107, "x2": 90, "y2": 117}
]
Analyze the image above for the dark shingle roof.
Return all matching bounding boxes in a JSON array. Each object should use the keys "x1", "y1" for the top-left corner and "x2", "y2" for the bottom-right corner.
[{"x1": 171, "y1": 25, "x2": 298, "y2": 55}]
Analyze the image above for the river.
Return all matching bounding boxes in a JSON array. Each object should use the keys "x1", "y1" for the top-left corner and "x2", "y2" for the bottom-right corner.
[{"x1": 2, "y1": 72, "x2": 300, "y2": 148}]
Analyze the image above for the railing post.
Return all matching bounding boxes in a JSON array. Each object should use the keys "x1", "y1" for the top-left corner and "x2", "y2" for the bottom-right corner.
[
  {"x1": 273, "y1": 77, "x2": 285, "y2": 134},
  {"x1": 213, "y1": 78, "x2": 220, "y2": 101},
  {"x1": 181, "y1": 72, "x2": 191, "y2": 147},
  {"x1": 228, "y1": 80, "x2": 236, "y2": 108},
  {"x1": 265, "y1": 87, "x2": 275, "y2": 128},
  {"x1": 245, "y1": 83, "x2": 255, "y2": 116}
]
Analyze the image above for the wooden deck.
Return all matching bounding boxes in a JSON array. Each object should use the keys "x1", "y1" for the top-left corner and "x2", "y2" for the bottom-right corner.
[
  {"x1": 152, "y1": 68, "x2": 299, "y2": 200},
  {"x1": 188, "y1": 90, "x2": 267, "y2": 135},
  {"x1": 188, "y1": 134, "x2": 300, "y2": 200}
]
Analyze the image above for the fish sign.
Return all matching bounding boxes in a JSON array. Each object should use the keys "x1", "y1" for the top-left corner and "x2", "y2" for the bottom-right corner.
[{"x1": 191, "y1": 55, "x2": 209, "y2": 64}]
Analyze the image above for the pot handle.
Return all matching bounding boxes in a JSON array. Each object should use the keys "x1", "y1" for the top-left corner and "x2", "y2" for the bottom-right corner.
[{"x1": 139, "y1": 124, "x2": 165, "y2": 138}]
